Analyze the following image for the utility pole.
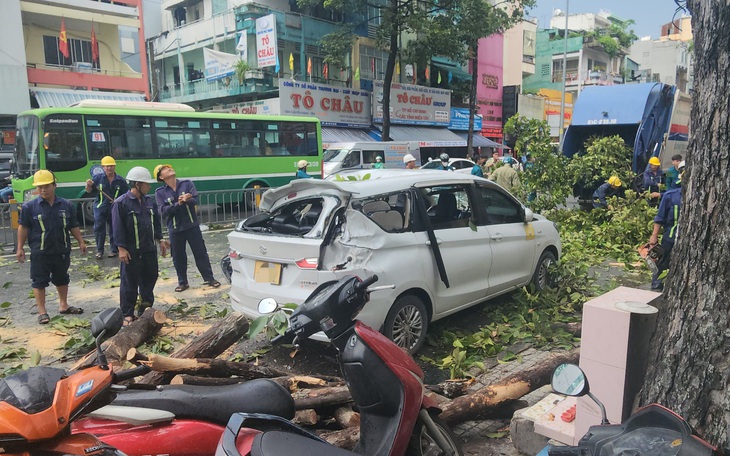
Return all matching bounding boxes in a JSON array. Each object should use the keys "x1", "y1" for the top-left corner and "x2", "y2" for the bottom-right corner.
[{"x1": 559, "y1": 0, "x2": 569, "y2": 145}]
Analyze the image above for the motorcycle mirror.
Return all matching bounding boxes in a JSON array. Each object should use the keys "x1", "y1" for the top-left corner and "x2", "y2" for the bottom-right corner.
[
  {"x1": 551, "y1": 363, "x2": 589, "y2": 397},
  {"x1": 91, "y1": 308, "x2": 124, "y2": 338},
  {"x1": 258, "y1": 298, "x2": 279, "y2": 314}
]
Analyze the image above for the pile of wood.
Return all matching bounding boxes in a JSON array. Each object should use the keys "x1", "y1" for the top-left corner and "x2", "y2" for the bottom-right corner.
[{"x1": 78, "y1": 308, "x2": 579, "y2": 448}]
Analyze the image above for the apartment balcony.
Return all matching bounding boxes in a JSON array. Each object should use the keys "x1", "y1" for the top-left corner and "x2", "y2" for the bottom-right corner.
[
  {"x1": 27, "y1": 62, "x2": 146, "y2": 93},
  {"x1": 21, "y1": 0, "x2": 139, "y2": 23},
  {"x1": 160, "y1": 71, "x2": 277, "y2": 104},
  {"x1": 551, "y1": 70, "x2": 623, "y2": 86},
  {"x1": 155, "y1": 10, "x2": 237, "y2": 59}
]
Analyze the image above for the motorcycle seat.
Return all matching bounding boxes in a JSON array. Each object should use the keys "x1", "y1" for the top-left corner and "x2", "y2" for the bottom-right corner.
[
  {"x1": 87, "y1": 405, "x2": 175, "y2": 426},
  {"x1": 251, "y1": 430, "x2": 353, "y2": 456},
  {"x1": 112, "y1": 378, "x2": 294, "y2": 425}
]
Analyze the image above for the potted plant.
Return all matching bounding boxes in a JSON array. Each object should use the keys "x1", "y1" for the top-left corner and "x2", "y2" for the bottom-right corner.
[{"x1": 234, "y1": 60, "x2": 251, "y2": 85}]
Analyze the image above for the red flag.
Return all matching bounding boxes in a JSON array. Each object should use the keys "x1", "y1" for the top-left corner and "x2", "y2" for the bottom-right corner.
[
  {"x1": 307, "y1": 57, "x2": 312, "y2": 75},
  {"x1": 59, "y1": 18, "x2": 70, "y2": 59},
  {"x1": 425, "y1": 65, "x2": 430, "y2": 82},
  {"x1": 323, "y1": 63, "x2": 329, "y2": 80},
  {"x1": 91, "y1": 21, "x2": 99, "y2": 63}
]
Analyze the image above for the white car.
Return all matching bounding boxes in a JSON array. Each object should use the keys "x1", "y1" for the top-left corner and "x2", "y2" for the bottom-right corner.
[
  {"x1": 420, "y1": 158, "x2": 476, "y2": 173},
  {"x1": 226, "y1": 170, "x2": 561, "y2": 353}
]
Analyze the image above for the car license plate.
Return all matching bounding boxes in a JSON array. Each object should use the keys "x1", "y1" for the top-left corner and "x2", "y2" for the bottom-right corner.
[{"x1": 254, "y1": 260, "x2": 282, "y2": 285}]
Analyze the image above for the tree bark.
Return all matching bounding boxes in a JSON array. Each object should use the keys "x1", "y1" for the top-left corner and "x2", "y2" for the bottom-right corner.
[
  {"x1": 439, "y1": 348, "x2": 579, "y2": 424},
  {"x1": 292, "y1": 385, "x2": 352, "y2": 410},
  {"x1": 140, "y1": 353, "x2": 289, "y2": 379},
  {"x1": 640, "y1": 2, "x2": 730, "y2": 447},
  {"x1": 333, "y1": 406, "x2": 360, "y2": 429},
  {"x1": 139, "y1": 312, "x2": 249, "y2": 384},
  {"x1": 72, "y1": 308, "x2": 166, "y2": 370},
  {"x1": 317, "y1": 427, "x2": 359, "y2": 451},
  {"x1": 293, "y1": 409, "x2": 319, "y2": 426}
]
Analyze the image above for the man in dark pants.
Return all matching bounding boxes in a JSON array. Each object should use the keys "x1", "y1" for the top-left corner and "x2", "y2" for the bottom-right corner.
[
  {"x1": 85, "y1": 156, "x2": 128, "y2": 259},
  {"x1": 648, "y1": 161, "x2": 684, "y2": 291},
  {"x1": 112, "y1": 166, "x2": 169, "y2": 325},
  {"x1": 154, "y1": 164, "x2": 220, "y2": 292},
  {"x1": 16, "y1": 170, "x2": 87, "y2": 324}
]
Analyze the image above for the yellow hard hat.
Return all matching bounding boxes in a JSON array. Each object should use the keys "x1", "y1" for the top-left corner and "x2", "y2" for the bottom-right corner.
[
  {"x1": 32, "y1": 169, "x2": 56, "y2": 186},
  {"x1": 648, "y1": 157, "x2": 661, "y2": 166},
  {"x1": 608, "y1": 176, "x2": 622, "y2": 187},
  {"x1": 154, "y1": 163, "x2": 173, "y2": 181},
  {"x1": 297, "y1": 160, "x2": 308, "y2": 169},
  {"x1": 100, "y1": 156, "x2": 116, "y2": 166}
]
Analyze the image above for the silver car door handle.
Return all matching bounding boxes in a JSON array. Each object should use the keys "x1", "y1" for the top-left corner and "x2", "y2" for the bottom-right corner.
[
  {"x1": 490, "y1": 233, "x2": 504, "y2": 241},
  {"x1": 425, "y1": 238, "x2": 443, "y2": 246}
]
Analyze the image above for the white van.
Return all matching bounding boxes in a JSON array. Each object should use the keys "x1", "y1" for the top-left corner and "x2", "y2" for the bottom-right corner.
[{"x1": 323, "y1": 141, "x2": 421, "y2": 177}]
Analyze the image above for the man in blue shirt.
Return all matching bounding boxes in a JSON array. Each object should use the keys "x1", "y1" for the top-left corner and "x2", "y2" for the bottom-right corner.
[
  {"x1": 112, "y1": 167, "x2": 169, "y2": 325},
  {"x1": 85, "y1": 156, "x2": 128, "y2": 259},
  {"x1": 154, "y1": 164, "x2": 220, "y2": 292},
  {"x1": 648, "y1": 161, "x2": 684, "y2": 291},
  {"x1": 295, "y1": 160, "x2": 312, "y2": 179},
  {"x1": 641, "y1": 156, "x2": 664, "y2": 196},
  {"x1": 16, "y1": 170, "x2": 87, "y2": 324},
  {"x1": 592, "y1": 176, "x2": 623, "y2": 209},
  {"x1": 471, "y1": 155, "x2": 485, "y2": 177}
]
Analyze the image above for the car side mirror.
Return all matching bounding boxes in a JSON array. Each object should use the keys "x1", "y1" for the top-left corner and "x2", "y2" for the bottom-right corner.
[
  {"x1": 524, "y1": 207, "x2": 534, "y2": 223},
  {"x1": 258, "y1": 298, "x2": 279, "y2": 314}
]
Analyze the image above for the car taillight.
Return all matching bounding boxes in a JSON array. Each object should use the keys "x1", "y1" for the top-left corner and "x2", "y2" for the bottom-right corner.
[{"x1": 295, "y1": 258, "x2": 318, "y2": 269}]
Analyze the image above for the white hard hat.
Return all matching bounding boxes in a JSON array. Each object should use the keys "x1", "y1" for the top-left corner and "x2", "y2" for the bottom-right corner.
[
  {"x1": 126, "y1": 166, "x2": 157, "y2": 183},
  {"x1": 297, "y1": 159, "x2": 308, "y2": 169},
  {"x1": 403, "y1": 153, "x2": 416, "y2": 164}
]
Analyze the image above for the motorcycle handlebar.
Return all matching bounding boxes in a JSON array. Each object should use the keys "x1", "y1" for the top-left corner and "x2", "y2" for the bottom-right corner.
[
  {"x1": 113, "y1": 364, "x2": 151, "y2": 382},
  {"x1": 354, "y1": 275, "x2": 378, "y2": 293}
]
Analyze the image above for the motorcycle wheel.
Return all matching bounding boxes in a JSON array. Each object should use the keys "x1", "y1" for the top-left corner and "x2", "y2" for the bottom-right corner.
[{"x1": 407, "y1": 410, "x2": 463, "y2": 456}]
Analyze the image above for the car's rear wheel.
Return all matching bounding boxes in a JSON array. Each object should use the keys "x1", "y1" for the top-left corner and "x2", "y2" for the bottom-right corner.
[
  {"x1": 383, "y1": 294, "x2": 428, "y2": 354},
  {"x1": 531, "y1": 250, "x2": 556, "y2": 291},
  {"x1": 79, "y1": 192, "x2": 96, "y2": 225}
]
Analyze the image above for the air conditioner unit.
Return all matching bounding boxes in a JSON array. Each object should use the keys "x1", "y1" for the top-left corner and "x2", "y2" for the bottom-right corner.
[{"x1": 73, "y1": 62, "x2": 93, "y2": 73}]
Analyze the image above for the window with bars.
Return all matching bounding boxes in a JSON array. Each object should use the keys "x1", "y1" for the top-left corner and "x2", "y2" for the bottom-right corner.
[
  {"x1": 359, "y1": 45, "x2": 388, "y2": 80},
  {"x1": 43, "y1": 35, "x2": 99, "y2": 69}
]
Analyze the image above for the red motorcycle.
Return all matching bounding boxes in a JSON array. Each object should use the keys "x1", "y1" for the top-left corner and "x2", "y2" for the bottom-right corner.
[{"x1": 215, "y1": 274, "x2": 463, "y2": 456}]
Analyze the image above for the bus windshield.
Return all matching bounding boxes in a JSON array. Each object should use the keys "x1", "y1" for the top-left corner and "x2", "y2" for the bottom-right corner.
[{"x1": 14, "y1": 115, "x2": 40, "y2": 178}]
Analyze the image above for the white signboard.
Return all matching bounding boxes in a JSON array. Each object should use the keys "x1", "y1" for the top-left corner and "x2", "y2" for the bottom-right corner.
[
  {"x1": 209, "y1": 98, "x2": 281, "y2": 115},
  {"x1": 236, "y1": 32, "x2": 247, "y2": 61},
  {"x1": 372, "y1": 80, "x2": 451, "y2": 126},
  {"x1": 256, "y1": 14, "x2": 277, "y2": 68},
  {"x1": 203, "y1": 48, "x2": 238, "y2": 81},
  {"x1": 279, "y1": 80, "x2": 371, "y2": 128}
]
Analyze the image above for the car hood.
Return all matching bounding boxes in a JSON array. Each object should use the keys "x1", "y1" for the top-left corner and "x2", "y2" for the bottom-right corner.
[{"x1": 260, "y1": 179, "x2": 353, "y2": 212}]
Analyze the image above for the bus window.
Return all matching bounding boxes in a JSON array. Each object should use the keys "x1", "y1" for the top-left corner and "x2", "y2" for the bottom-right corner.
[
  {"x1": 155, "y1": 118, "x2": 211, "y2": 158},
  {"x1": 44, "y1": 115, "x2": 86, "y2": 172},
  {"x1": 86, "y1": 116, "x2": 152, "y2": 160}
]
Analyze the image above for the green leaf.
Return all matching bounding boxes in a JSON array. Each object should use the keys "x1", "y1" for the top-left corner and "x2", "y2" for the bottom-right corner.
[
  {"x1": 0, "y1": 302, "x2": 11, "y2": 309},
  {"x1": 2, "y1": 282, "x2": 11, "y2": 289},
  {"x1": 485, "y1": 431, "x2": 510, "y2": 439},
  {"x1": 246, "y1": 315, "x2": 270, "y2": 339},
  {"x1": 30, "y1": 351, "x2": 41, "y2": 366}
]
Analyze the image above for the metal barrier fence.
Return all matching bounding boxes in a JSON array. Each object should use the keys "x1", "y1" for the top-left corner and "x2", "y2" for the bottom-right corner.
[{"x1": 0, "y1": 187, "x2": 265, "y2": 250}]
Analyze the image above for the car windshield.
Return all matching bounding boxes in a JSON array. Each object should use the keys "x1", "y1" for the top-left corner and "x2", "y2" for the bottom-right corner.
[
  {"x1": 323, "y1": 148, "x2": 349, "y2": 163},
  {"x1": 421, "y1": 161, "x2": 440, "y2": 169}
]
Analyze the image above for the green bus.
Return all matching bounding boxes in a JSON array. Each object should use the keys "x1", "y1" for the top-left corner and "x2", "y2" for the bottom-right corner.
[{"x1": 11, "y1": 100, "x2": 322, "y2": 215}]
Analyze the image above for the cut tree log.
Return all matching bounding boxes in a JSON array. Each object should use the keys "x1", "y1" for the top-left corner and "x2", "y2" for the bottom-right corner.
[
  {"x1": 293, "y1": 409, "x2": 319, "y2": 426},
  {"x1": 169, "y1": 374, "x2": 345, "y2": 388},
  {"x1": 317, "y1": 427, "x2": 359, "y2": 450},
  {"x1": 140, "y1": 353, "x2": 289, "y2": 379},
  {"x1": 439, "y1": 348, "x2": 580, "y2": 424},
  {"x1": 72, "y1": 308, "x2": 166, "y2": 370},
  {"x1": 333, "y1": 406, "x2": 360, "y2": 429},
  {"x1": 139, "y1": 312, "x2": 250, "y2": 384},
  {"x1": 292, "y1": 385, "x2": 352, "y2": 410},
  {"x1": 170, "y1": 375, "x2": 244, "y2": 386}
]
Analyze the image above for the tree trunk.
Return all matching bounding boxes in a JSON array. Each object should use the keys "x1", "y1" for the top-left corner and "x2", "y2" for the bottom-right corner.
[
  {"x1": 439, "y1": 348, "x2": 579, "y2": 424},
  {"x1": 72, "y1": 308, "x2": 166, "y2": 370},
  {"x1": 139, "y1": 312, "x2": 249, "y2": 384},
  {"x1": 381, "y1": 0, "x2": 399, "y2": 142},
  {"x1": 140, "y1": 353, "x2": 289, "y2": 379},
  {"x1": 639, "y1": 2, "x2": 730, "y2": 447},
  {"x1": 292, "y1": 385, "x2": 352, "y2": 410}
]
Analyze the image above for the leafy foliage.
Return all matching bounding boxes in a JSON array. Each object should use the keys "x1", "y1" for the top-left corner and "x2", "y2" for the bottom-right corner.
[{"x1": 566, "y1": 135, "x2": 634, "y2": 193}]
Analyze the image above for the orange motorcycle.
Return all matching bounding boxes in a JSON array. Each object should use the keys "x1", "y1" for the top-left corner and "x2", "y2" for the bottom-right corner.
[{"x1": 0, "y1": 308, "x2": 143, "y2": 456}]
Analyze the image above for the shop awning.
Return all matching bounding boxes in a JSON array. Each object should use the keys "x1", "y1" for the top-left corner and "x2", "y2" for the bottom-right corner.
[
  {"x1": 431, "y1": 57, "x2": 471, "y2": 82},
  {"x1": 31, "y1": 88, "x2": 145, "y2": 108},
  {"x1": 322, "y1": 127, "x2": 379, "y2": 148},
  {"x1": 374, "y1": 125, "x2": 466, "y2": 147},
  {"x1": 453, "y1": 132, "x2": 509, "y2": 149}
]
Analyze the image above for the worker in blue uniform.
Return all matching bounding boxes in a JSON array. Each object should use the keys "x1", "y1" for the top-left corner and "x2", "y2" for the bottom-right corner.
[
  {"x1": 16, "y1": 170, "x2": 87, "y2": 324},
  {"x1": 85, "y1": 156, "x2": 128, "y2": 259},
  {"x1": 112, "y1": 166, "x2": 169, "y2": 325},
  {"x1": 648, "y1": 161, "x2": 685, "y2": 291},
  {"x1": 154, "y1": 164, "x2": 220, "y2": 292},
  {"x1": 592, "y1": 176, "x2": 623, "y2": 209}
]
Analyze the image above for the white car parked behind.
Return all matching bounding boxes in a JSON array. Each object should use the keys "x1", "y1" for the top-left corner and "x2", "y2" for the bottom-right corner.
[{"x1": 226, "y1": 170, "x2": 561, "y2": 353}]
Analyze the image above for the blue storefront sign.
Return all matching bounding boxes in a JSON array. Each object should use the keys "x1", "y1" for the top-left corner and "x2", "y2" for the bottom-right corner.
[{"x1": 448, "y1": 108, "x2": 483, "y2": 131}]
